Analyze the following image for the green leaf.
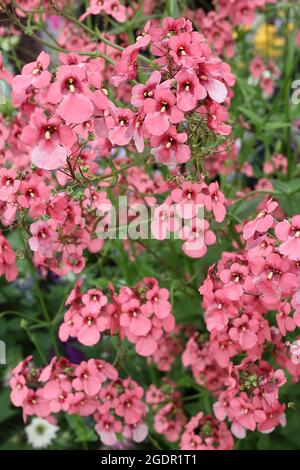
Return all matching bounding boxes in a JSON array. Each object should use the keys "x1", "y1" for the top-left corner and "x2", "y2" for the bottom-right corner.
[
  {"x1": 231, "y1": 195, "x2": 264, "y2": 219},
  {"x1": 285, "y1": 178, "x2": 300, "y2": 194},
  {"x1": 271, "y1": 179, "x2": 289, "y2": 194},
  {"x1": 166, "y1": 0, "x2": 179, "y2": 17},
  {"x1": 271, "y1": 178, "x2": 300, "y2": 196},
  {"x1": 65, "y1": 415, "x2": 98, "y2": 443},
  {"x1": 238, "y1": 106, "x2": 263, "y2": 127},
  {"x1": 0, "y1": 389, "x2": 17, "y2": 422},
  {"x1": 278, "y1": 194, "x2": 300, "y2": 217},
  {"x1": 264, "y1": 121, "x2": 291, "y2": 130}
]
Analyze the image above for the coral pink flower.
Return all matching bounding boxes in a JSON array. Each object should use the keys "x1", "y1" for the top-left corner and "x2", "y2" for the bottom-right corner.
[
  {"x1": 12, "y1": 51, "x2": 51, "y2": 95},
  {"x1": 154, "y1": 403, "x2": 186, "y2": 442},
  {"x1": 151, "y1": 203, "x2": 179, "y2": 240},
  {"x1": 115, "y1": 390, "x2": 145, "y2": 425},
  {"x1": 135, "y1": 335, "x2": 158, "y2": 357},
  {"x1": 213, "y1": 390, "x2": 236, "y2": 422},
  {"x1": 204, "y1": 289, "x2": 236, "y2": 332},
  {"x1": 196, "y1": 59, "x2": 228, "y2": 103},
  {"x1": 168, "y1": 32, "x2": 203, "y2": 67},
  {"x1": 251, "y1": 253, "x2": 297, "y2": 302},
  {"x1": 0, "y1": 168, "x2": 20, "y2": 202},
  {"x1": 182, "y1": 218, "x2": 216, "y2": 259},
  {"x1": 175, "y1": 69, "x2": 206, "y2": 112},
  {"x1": 260, "y1": 76, "x2": 275, "y2": 96},
  {"x1": 243, "y1": 199, "x2": 278, "y2": 240},
  {"x1": 230, "y1": 398, "x2": 259, "y2": 437},
  {"x1": 250, "y1": 57, "x2": 266, "y2": 78},
  {"x1": 82, "y1": 289, "x2": 108, "y2": 314},
  {"x1": 131, "y1": 70, "x2": 161, "y2": 107},
  {"x1": 219, "y1": 263, "x2": 251, "y2": 301},
  {"x1": 76, "y1": 309, "x2": 108, "y2": 346},
  {"x1": 44, "y1": 381, "x2": 73, "y2": 413},
  {"x1": 107, "y1": 107, "x2": 134, "y2": 146},
  {"x1": 150, "y1": 125, "x2": 190, "y2": 164},
  {"x1": 10, "y1": 375, "x2": 28, "y2": 407},
  {"x1": 0, "y1": 119, "x2": 9, "y2": 151},
  {"x1": 180, "y1": 412, "x2": 234, "y2": 450},
  {"x1": 171, "y1": 181, "x2": 205, "y2": 219},
  {"x1": 70, "y1": 392, "x2": 98, "y2": 416},
  {"x1": 72, "y1": 360, "x2": 103, "y2": 396},
  {"x1": 28, "y1": 221, "x2": 58, "y2": 257},
  {"x1": 80, "y1": 0, "x2": 127, "y2": 23},
  {"x1": 120, "y1": 298, "x2": 152, "y2": 336},
  {"x1": 231, "y1": 1, "x2": 256, "y2": 26},
  {"x1": 95, "y1": 412, "x2": 123, "y2": 446},
  {"x1": 21, "y1": 109, "x2": 76, "y2": 170},
  {"x1": 47, "y1": 65, "x2": 94, "y2": 124},
  {"x1": 125, "y1": 21, "x2": 151, "y2": 54},
  {"x1": 58, "y1": 309, "x2": 79, "y2": 342},
  {"x1": 207, "y1": 102, "x2": 231, "y2": 136},
  {"x1": 275, "y1": 215, "x2": 300, "y2": 261},
  {"x1": 204, "y1": 181, "x2": 226, "y2": 223},
  {"x1": 145, "y1": 286, "x2": 171, "y2": 320},
  {"x1": 112, "y1": 49, "x2": 138, "y2": 86},
  {"x1": 144, "y1": 89, "x2": 184, "y2": 136},
  {"x1": 17, "y1": 177, "x2": 49, "y2": 217},
  {"x1": 276, "y1": 302, "x2": 300, "y2": 336},
  {"x1": 229, "y1": 314, "x2": 259, "y2": 350},
  {"x1": 0, "y1": 233, "x2": 18, "y2": 282},
  {"x1": 22, "y1": 389, "x2": 51, "y2": 421}
]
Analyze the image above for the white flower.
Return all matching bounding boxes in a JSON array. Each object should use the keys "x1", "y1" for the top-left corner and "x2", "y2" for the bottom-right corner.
[
  {"x1": 133, "y1": 424, "x2": 148, "y2": 443},
  {"x1": 25, "y1": 418, "x2": 59, "y2": 449}
]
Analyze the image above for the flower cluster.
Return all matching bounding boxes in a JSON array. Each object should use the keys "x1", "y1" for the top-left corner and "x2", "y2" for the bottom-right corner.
[
  {"x1": 10, "y1": 355, "x2": 148, "y2": 446},
  {"x1": 80, "y1": 0, "x2": 129, "y2": 23},
  {"x1": 180, "y1": 412, "x2": 234, "y2": 450},
  {"x1": 5, "y1": 0, "x2": 70, "y2": 18},
  {"x1": 213, "y1": 0, "x2": 275, "y2": 27},
  {"x1": 151, "y1": 329, "x2": 182, "y2": 372},
  {"x1": 0, "y1": 169, "x2": 111, "y2": 276},
  {"x1": 2, "y1": 0, "x2": 299, "y2": 453},
  {"x1": 59, "y1": 278, "x2": 175, "y2": 357},
  {"x1": 151, "y1": 179, "x2": 226, "y2": 258},
  {"x1": 8, "y1": 17, "x2": 234, "y2": 172},
  {"x1": 182, "y1": 334, "x2": 228, "y2": 394},
  {"x1": 249, "y1": 56, "x2": 280, "y2": 96},
  {"x1": 263, "y1": 153, "x2": 287, "y2": 176},
  {"x1": 197, "y1": 198, "x2": 300, "y2": 438},
  {"x1": 146, "y1": 381, "x2": 186, "y2": 443},
  {"x1": 213, "y1": 360, "x2": 286, "y2": 438},
  {"x1": 187, "y1": 9, "x2": 235, "y2": 58}
]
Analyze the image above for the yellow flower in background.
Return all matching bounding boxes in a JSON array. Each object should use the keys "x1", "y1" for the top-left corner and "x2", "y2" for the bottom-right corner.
[
  {"x1": 232, "y1": 24, "x2": 251, "y2": 40},
  {"x1": 254, "y1": 24, "x2": 285, "y2": 57}
]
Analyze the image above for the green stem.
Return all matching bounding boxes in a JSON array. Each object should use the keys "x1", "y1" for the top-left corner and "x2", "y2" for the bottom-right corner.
[
  {"x1": 83, "y1": 0, "x2": 93, "y2": 30},
  {"x1": 4, "y1": 6, "x2": 114, "y2": 63},
  {"x1": 0, "y1": 310, "x2": 46, "y2": 326},
  {"x1": 148, "y1": 433, "x2": 163, "y2": 450},
  {"x1": 284, "y1": 8, "x2": 296, "y2": 180},
  {"x1": 26, "y1": 253, "x2": 60, "y2": 357},
  {"x1": 58, "y1": 9, "x2": 153, "y2": 65}
]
